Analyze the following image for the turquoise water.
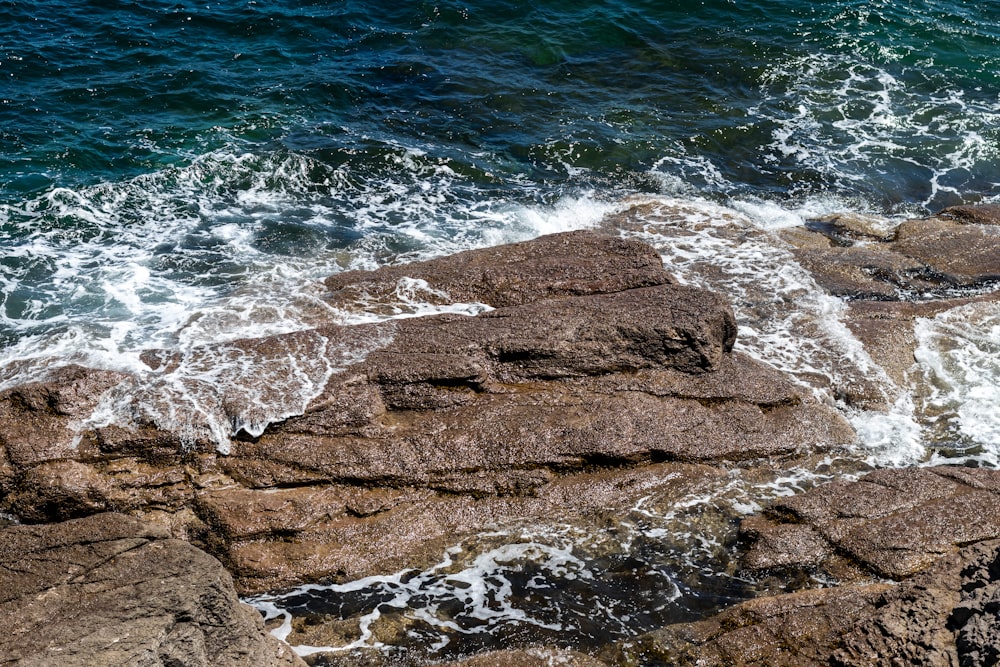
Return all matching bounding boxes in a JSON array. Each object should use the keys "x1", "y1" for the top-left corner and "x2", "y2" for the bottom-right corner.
[{"x1": 4, "y1": 0, "x2": 1000, "y2": 660}]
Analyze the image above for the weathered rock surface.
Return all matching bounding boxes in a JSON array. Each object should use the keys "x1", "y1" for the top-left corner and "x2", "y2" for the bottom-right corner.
[
  {"x1": 745, "y1": 466, "x2": 1000, "y2": 580},
  {"x1": 610, "y1": 467, "x2": 1000, "y2": 666},
  {"x1": 606, "y1": 583, "x2": 894, "y2": 666},
  {"x1": 323, "y1": 229, "x2": 674, "y2": 310},
  {"x1": 0, "y1": 230, "x2": 853, "y2": 594},
  {"x1": 1, "y1": 212, "x2": 997, "y2": 666},
  {"x1": 842, "y1": 296, "x2": 997, "y2": 387},
  {"x1": 771, "y1": 202, "x2": 1000, "y2": 400},
  {"x1": 0, "y1": 512, "x2": 304, "y2": 666},
  {"x1": 788, "y1": 204, "x2": 1000, "y2": 301}
]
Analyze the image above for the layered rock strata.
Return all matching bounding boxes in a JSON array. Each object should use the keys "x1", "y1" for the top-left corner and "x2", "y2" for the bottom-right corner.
[
  {"x1": 2, "y1": 210, "x2": 999, "y2": 665},
  {"x1": 0, "y1": 230, "x2": 852, "y2": 598}
]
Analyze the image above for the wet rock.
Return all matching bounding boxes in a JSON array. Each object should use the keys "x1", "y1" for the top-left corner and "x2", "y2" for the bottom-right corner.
[
  {"x1": 0, "y1": 512, "x2": 304, "y2": 666},
  {"x1": 612, "y1": 526, "x2": 1000, "y2": 666},
  {"x1": 809, "y1": 212, "x2": 897, "y2": 243},
  {"x1": 440, "y1": 648, "x2": 609, "y2": 667},
  {"x1": 779, "y1": 203, "x2": 1000, "y2": 411},
  {"x1": 323, "y1": 229, "x2": 673, "y2": 310},
  {"x1": 738, "y1": 515, "x2": 831, "y2": 571},
  {"x1": 217, "y1": 463, "x2": 729, "y2": 592},
  {"x1": 792, "y1": 203, "x2": 1000, "y2": 300},
  {"x1": 792, "y1": 246, "x2": 944, "y2": 300},
  {"x1": 606, "y1": 583, "x2": 892, "y2": 667},
  {"x1": 842, "y1": 291, "x2": 1000, "y2": 389},
  {"x1": 0, "y1": 365, "x2": 128, "y2": 470},
  {"x1": 893, "y1": 217, "x2": 1000, "y2": 288},
  {"x1": 291, "y1": 647, "x2": 609, "y2": 667},
  {"x1": 648, "y1": 467, "x2": 1000, "y2": 666},
  {"x1": 7, "y1": 459, "x2": 113, "y2": 523},
  {"x1": 937, "y1": 202, "x2": 1000, "y2": 225},
  {"x1": 0, "y1": 232, "x2": 853, "y2": 596}
]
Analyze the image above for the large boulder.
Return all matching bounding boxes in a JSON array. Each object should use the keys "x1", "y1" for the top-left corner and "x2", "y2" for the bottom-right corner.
[{"x1": 0, "y1": 512, "x2": 304, "y2": 666}]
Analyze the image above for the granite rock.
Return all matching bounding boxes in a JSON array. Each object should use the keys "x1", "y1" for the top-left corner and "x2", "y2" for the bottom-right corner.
[{"x1": 0, "y1": 512, "x2": 304, "y2": 666}]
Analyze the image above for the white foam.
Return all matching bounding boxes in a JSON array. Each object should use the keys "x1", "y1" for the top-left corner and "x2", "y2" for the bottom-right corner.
[
  {"x1": 756, "y1": 31, "x2": 1000, "y2": 209},
  {"x1": 0, "y1": 143, "x2": 623, "y2": 448},
  {"x1": 849, "y1": 403, "x2": 925, "y2": 468},
  {"x1": 618, "y1": 196, "x2": 901, "y2": 417},
  {"x1": 335, "y1": 277, "x2": 494, "y2": 326},
  {"x1": 79, "y1": 327, "x2": 393, "y2": 454},
  {"x1": 247, "y1": 535, "x2": 596, "y2": 657},
  {"x1": 912, "y1": 301, "x2": 1000, "y2": 465}
]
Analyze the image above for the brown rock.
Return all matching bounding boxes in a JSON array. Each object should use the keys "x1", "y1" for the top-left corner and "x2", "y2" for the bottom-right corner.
[
  {"x1": 610, "y1": 535, "x2": 1000, "y2": 667},
  {"x1": 218, "y1": 463, "x2": 726, "y2": 592},
  {"x1": 739, "y1": 515, "x2": 831, "y2": 571},
  {"x1": 0, "y1": 512, "x2": 304, "y2": 666},
  {"x1": 0, "y1": 232, "x2": 853, "y2": 596},
  {"x1": 7, "y1": 459, "x2": 112, "y2": 523},
  {"x1": 792, "y1": 246, "x2": 941, "y2": 300},
  {"x1": 809, "y1": 212, "x2": 897, "y2": 243},
  {"x1": 893, "y1": 217, "x2": 1000, "y2": 287},
  {"x1": 937, "y1": 203, "x2": 1000, "y2": 225},
  {"x1": 831, "y1": 548, "x2": 963, "y2": 667},
  {"x1": 323, "y1": 229, "x2": 673, "y2": 310},
  {"x1": 791, "y1": 203, "x2": 1000, "y2": 302},
  {"x1": 0, "y1": 365, "x2": 127, "y2": 468},
  {"x1": 845, "y1": 294, "x2": 1000, "y2": 387},
  {"x1": 746, "y1": 467, "x2": 1000, "y2": 580},
  {"x1": 605, "y1": 584, "x2": 892, "y2": 667}
]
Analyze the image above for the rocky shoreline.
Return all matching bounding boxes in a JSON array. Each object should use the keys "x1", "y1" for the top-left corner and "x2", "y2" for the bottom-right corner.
[{"x1": 2, "y1": 202, "x2": 1000, "y2": 665}]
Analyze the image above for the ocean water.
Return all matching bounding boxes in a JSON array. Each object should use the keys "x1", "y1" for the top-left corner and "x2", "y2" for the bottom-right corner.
[{"x1": 4, "y1": 0, "x2": 1000, "y2": 660}]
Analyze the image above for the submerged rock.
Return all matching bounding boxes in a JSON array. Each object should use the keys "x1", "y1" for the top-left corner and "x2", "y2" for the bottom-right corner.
[{"x1": 0, "y1": 512, "x2": 304, "y2": 666}]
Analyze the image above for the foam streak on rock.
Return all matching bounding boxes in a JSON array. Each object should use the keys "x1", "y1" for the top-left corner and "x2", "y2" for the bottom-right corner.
[{"x1": 84, "y1": 327, "x2": 394, "y2": 453}]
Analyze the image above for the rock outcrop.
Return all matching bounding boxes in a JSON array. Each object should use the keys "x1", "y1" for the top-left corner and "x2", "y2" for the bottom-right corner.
[
  {"x1": 322, "y1": 230, "x2": 675, "y2": 310},
  {"x1": 744, "y1": 466, "x2": 1000, "y2": 580},
  {"x1": 608, "y1": 466, "x2": 1000, "y2": 666},
  {"x1": 0, "y1": 512, "x2": 304, "y2": 666},
  {"x1": 779, "y1": 204, "x2": 1000, "y2": 387},
  {"x1": 2, "y1": 208, "x2": 999, "y2": 665},
  {"x1": 0, "y1": 230, "x2": 854, "y2": 595},
  {"x1": 789, "y1": 205, "x2": 1000, "y2": 300}
]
